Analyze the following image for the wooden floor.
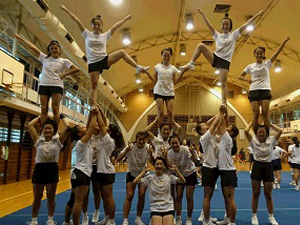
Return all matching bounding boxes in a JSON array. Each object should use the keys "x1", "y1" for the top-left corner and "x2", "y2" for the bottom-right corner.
[{"x1": 0, "y1": 162, "x2": 292, "y2": 218}]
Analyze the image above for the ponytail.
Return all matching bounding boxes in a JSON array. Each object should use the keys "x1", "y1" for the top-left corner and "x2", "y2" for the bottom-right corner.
[
  {"x1": 222, "y1": 13, "x2": 233, "y2": 31},
  {"x1": 91, "y1": 15, "x2": 104, "y2": 33},
  {"x1": 108, "y1": 124, "x2": 124, "y2": 149}
]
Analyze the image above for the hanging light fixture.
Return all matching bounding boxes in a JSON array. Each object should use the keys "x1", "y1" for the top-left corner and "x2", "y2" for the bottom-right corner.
[
  {"x1": 246, "y1": 16, "x2": 254, "y2": 31},
  {"x1": 138, "y1": 86, "x2": 144, "y2": 92},
  {"x1": 216, "y1": 81, "x2": 221, "y2": 86},
  {"x1": 242, "y1": 89, "x2": 247, "y2": 94},
  {"x1": 214, "y1": 69, "x2": 220, "y2": 75},
  {"x1": 180, "y1": 44, "x2": 186, "y2": 56},
  {"x1": 274, "y1": 60, "x2": 282, "y2": 73},
  {"x1": 122, "y1": 28, "x2": 131, "y2": 45},
  {"x1": 135, "y1": 74, "x2": 141, "y2": 84},
  {"x1": 185, "y1": 14, "x2": 194, "y2": 30}
]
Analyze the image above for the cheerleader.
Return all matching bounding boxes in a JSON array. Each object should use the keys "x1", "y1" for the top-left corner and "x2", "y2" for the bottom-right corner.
[
  {"x1": 271, "y1": 146, "x2": 287, "y2": 189},
  {"x1": 181, "y1": 9, "x2": 264, "y2": 106},
  {"x1": 288, "y1": 138, "x2": 296, "y2": 185},
  {"x1": 117, "y1": 131, "x2": 151, "y2": 225},
  {"x1": 134, "y1": 157, "x2": 186, "y2": 225},
  {"x1": 289, "y1": 137, "x2": 300, "y2": 191},
  {"x1": 239, "y1": 37, "x2": 290, "y2": 130},
  {"x1": 167, "y1": 135, "x2": 198, "y2": 225},
  {"x1": 245, "y1": 123, "x2": 282, "y2": 225},
  {"x1": 146, "y1": 47, "x2": 187, "y2": 126},
  {"x1": 13, "y1": 34, "x2": 79, "y2": 126},
  {"x1": 63, "y1": 109, "x2": 98, "y2": 225},
  {"x1": 27, "y1": 115, "x2": 70, "y2": 225},
  {"x1": 60, "y1": 5, "x2": 149, "y2": 106}
]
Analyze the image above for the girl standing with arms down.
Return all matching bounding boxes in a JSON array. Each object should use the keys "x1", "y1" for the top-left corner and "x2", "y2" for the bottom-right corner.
[
  {"x1": 180, "y1": 9, "x2": 264, "y2": 106},
  {"x1": 245, "y1": 123, "x2": 282, "y2": 225},
  {"x1": 134, "y1": 157, "x2": 186, "y2": 225},
  {"x1": 146, "y1": 47, "x2": 188, "y2": 126},
  {"x1": 239, "y1": 37, "x2": 290, "y2": 130},
  {"x1": 60, "y1": 5, "x2": 150, "y2": 106},
  {"x1": 14, "y1": 34, "x2": 79, "y2": 126},
  {"x1": 271, "y1": 145, "x2": 287, "y2": 189},
  {"x1": 289, "y1": 137, "x2": 300, "y2": 191},
  {"x1": 28, "y1": 115, "x2": 70, "y2": 225}
]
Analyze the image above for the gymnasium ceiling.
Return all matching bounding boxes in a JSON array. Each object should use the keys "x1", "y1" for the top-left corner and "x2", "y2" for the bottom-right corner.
[{"x1": 1, "y1": 0, "x2": 300, "y2": 101}]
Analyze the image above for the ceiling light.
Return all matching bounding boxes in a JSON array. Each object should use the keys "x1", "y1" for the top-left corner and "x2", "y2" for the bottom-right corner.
[
  {"x1": 274, "y1": 60, "x2": 282, "y2": 73},
  {"x1": 122, "y1": 28, "x2": 131, "y2": 45},
  {"x1": 216, "y1": 81, "x2": 221, "y2": 86},
  {"x1": 214, "y1": 69, "x2": 220, "y2": 75},
  {"x1": 180, "y1": 44, "x2": 186, "y2": 56},
  {"x1": 139, "y1": 87, "x2": 144, "y2": 92},
  {"x1": 242, "y1": 89, "x2": 247, "y2": 94},
  {"x1": 135, "y1": 74, "x2": 141, "y2": 84},
  {"x1": 110, "y1": 0, "x2": 123, "y2": 5},
  {"x1": 246, "y1": 16, "x2": 254, "y2": 32},
  {"x1": 185, "y1": 14, "x2": 194, "y2": 30}
]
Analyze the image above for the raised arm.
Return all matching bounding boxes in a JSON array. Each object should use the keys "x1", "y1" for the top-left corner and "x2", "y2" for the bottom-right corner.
[
  {"x1": 145, "y1": 71, "x2": 157, "y2": 84},
  {"x1": 60, "y1": 5, "x2": 85, "y2": 33},
  {"x1": 145, "y1": 117, "x2": 158, "y2": 141},
  {"x1": 133, "y1": 167, "x2": 151, "y2": 184},
  {"x1": 245, "y1": 122, "x2": 252, "y2": 142},
  {"x1": 59, "y1": 114, "x2": 71, "y2": 144},
  {"x1": 110, "y1": 15, "x2": 132, "y2": 36},
  {"x1": 169, "y1": 165, "x2": 186, "y2": 184},
  {"x1": 270, "y1": 37, "x2": 290, "y2": 63},
  {"x1": 28, "y1": 116, "x2": 40, "y2": 143},
  {"x1": 206, "y1": 115, "x2": 217, "y2": 127},
  {"x1": 96, "y1": 106, "x2": 108, "y2": 137},
  {"x1": 270, "y1": 124, "x2": 283, "y2": 140},
  {"x1": 13, "y1": 34, "x2": 41, "y2": 57},
  {"x1": 209, "y1": 107, "x2": 225, "y2": 135},
  {"x1": 116, "y1": 144, "x2": 132, "y2": 162},
  {"x1": 173, "y1": 121, "x2": 182, "y2": 135},
  {"x1": 81, "y1": 110, "x2": 97, "y2": 144},
  {"x1": 239, "y1": 71, "x2": 251, "y2": 84},
  {"x1": 98, "y1": 105, "x2": 108, "y2": 127},
  {"x1": 238, "y1": 10, "x2": 264, "y2": 33},
  {"x1": 59, "y1": 65, "x2": 80, "y2": 79},
  {"x1": 197, "y1": 9, "x2": 215, "y2": 35}
]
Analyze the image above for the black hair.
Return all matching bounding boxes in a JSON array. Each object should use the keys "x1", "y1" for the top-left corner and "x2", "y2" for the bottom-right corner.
[
  {"x1": 153, "y1": 156, "x2": 167, "y2": 167},
  {"x1": 292, "y1": 137, "x2": 299, "y2": 148},
  {"x1": 161, "y1": 47, "x2": 173, "y2": 56},
  {"x1": 254, "y1": 124, "x2": 269, "y2": 138},
  {"x1": 70, "y1": 125, "x2": 81, "y2": 141},
  {"x1": 109, "y1": 124, "x2": 124, "y2": 149},
  {"x1": 196, "y1": 124, "x2": 205, "y2": 136},
  {"x1": 41, "y1": 118, "x2": 58, "y2": 136},
  {"x1": 230, "y1": 124, "x2": 239, "y2": 139},
  {"x1": 136, "y1": 131, "x2": 147, "y2": 140},
  {"x1": 168, "y1": 134, "x2": 180, "y2": 144},
  {"x1": 254, "y1": 46, "x2": 266, "y2": 60},
  {"x1": 91, "y1": 15, "x2": 103, "y2": 33},
  {"x1": 159, "y1": 122, "x2": 172, "y2": 131},
  {"x1": 222, "y1": 13, "x2": 233, "y2": 31},
  {"x1": 231, "y1": 138, "x2": 238, "y2": 156},
  {"x1": 199, "y1": 142, "x2": 204, "y2": 153},
  {"x1": 46, "y1": 40, "x2": 61, "y2": 58}
]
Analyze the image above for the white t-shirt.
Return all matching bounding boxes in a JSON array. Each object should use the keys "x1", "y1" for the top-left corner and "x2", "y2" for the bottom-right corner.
[
  {"x1": 200, "y1": 130, "x2": 219, "y2": 168},
  {"x1": 290, "y1": 145, "x2": 300, "y2": 164},
  {"x1": 153, "y1": 63, "x2": 179, "y2": 96},
  {"x1": 122, "y1": 143, "x2": 149, "y2": 177},
  {"x1": 244, "y1": 60, "x2": 272, "y2": 91},
  {"x1": 82, "y1": 29, "x2": 112, "y2": 64},
  {"x1": 247, "y1": 146, "x2": 253, "y2": 154},
  {"x1": 88, "y1": 134, "x2": 101, "y2": 165},
  {"x1": 218, "y1": 131, "x2": 235, "y2": 170},
  {"x1": 74, "y1": 140, "x2": 93, "y2": 177},
  {"x1": 271, "y1": 146, "x2": 286, "y2": 160},
  {"x1": 288, "y1": 144, "x2": 294, "y2": 162},
  {"x1": 250, "y1": 136, "x2": 278, "y2": 162},
  {"x1": 39, "y1": 53, "x2": 73, "y2": 88},
  {"x1": 152, "y1": 136, "x2": 170, "y2": 158},
  {"x1": 213, "y1": 29, "x2": 241, "y2": 62},
  {"x1": 97, "y1": 133, "x2": 116, "y2": 174},
  {"x1": 167, "y1": 146, "x2": 196, "y2": 177},
  {"x1": 141, "y1": 173, "x2": 178, "y2": 212},
  {"x1": 35, "y1": 136, "x2": 63, "y2": 163}
]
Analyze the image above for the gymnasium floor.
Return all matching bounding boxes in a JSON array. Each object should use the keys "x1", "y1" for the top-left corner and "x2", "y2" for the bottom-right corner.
[{"x1": 0, "y1": 165, "x2": 299, "y2": 225}]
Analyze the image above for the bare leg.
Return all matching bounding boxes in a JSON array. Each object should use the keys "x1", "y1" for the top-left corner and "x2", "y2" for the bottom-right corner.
[
  {"x1": 72, "y1": 185, "x2": 89, "y2": 225},
  {"x1": 101, "y1": 184, "x2": 115, "y2": 219},
  {"x1": 175, "y1": 184, "x2": 185, "y2": 219},
  {"x1": 40, "y1": 95, "x2": 50, "y2": 125},
  {"x1": 123, "y1": 182, "x2": 136, "y2": 219},
  {"x1": 191, "y1": 43, "x2": 214, "y2": 63},
  {"x1": 162, "y1": 215, "x2": 174, "y2": 225},
  {"x1": 45, "y1": 183, "x2": 58, "y2": 217},
  {"x1": 203, "y1": 186, "x2": 215, "y2": 220},
  {"x1": 89, "y1": 71, "x2": 100, "y2": 106},
  {"x1": 137, "y1": 184, "x2": 146, "y2": 217},
  {"x1": 222, "y1": 186, "x2": 236, "y2": 222},
  {"x1": 51, "y1": 93, "x2": 62, "y2": 126},
  {"x1": 261, "y1": 100, "x2": 271, "y2": 130},
  {"x1": 151, "y1": 216, "x2": 163, "y2": 225},
  {"x1": 250, "y1": 101, "x2": 260, "y2": 131},
  {"x1": 263, "y1": 182, "x2": 274, "y2": 214},
  {"x1": 32, "y1": 184, "x2": 45, "y2": 218},
  {"x1": 156, "y1": 98, "x2": 165, "y2": 126},
  {"x1": 166, "y1": 99, "x2": 175, "y2": 125},
  {"x1": 186, "y1": 185, "x2": 195, "y2": 218},
  {"x1": 251, "y1": 180, "x2": 261, "y2": 214},
  {"x1": 220, "y1": 69, "x2": 228, "y2": 105}
]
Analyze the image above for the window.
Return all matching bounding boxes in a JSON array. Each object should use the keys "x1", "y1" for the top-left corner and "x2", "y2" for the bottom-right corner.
[
  {"x1": 0, "y1": 127, "x2": 23, "y2": 143},
  {"x1": 65, "y1": 91, "x2": 82, "y2": 113}
]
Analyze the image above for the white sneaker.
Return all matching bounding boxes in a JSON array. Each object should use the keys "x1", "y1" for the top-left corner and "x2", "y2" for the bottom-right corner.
[
  {"x1": 134, "y1": 218, "x2": 145, "y2": 225},
  {"x1": 122, "y1": 220, "x2": 129, "y2": 225},
  {"x1": 106, "y1": 221, "x2": 115, "y2": 225},
  {"x1": 295, "y1": 185, "x2": 300, "y2": 191},
  {"x1": 46, "y1": 221, "x2": 57, "y2": 225},
  {"x1": 92, "y1": 212, "x2": 99, "y2": 223},
  {"x1": 185, "y1": 220, "x2": 192, "y2": 225},
  {"x1": 82, "y1": 216, "x2": 89, "y2": 225},
  {"x1": 202, "y1": 219, "x2": 214, "y2": 225},
  {"x1": 96, "y1": 217, "x2": 109, "y2": 225},
  {"x1": 216, "y1": 218, "x2": 229, "y2": 225},
  {"x1": 273, "y1": 183, "x2": 277, "y2": 189},
  {"x1": 268, "y1": 216, "x2": 278, "y2": 225},
  {"x1": 136, "y1": 65, "x2": 150, "y2": 74},
  {"x1": 26, "y1": 221, "x2": 38, "y2": 225},
  {"x1": 228, "y1": 223, "x2": 236, "y2": 225},
  {"x1": 62, "y1": 221, "x2": 73, "y2": 225},
  {"x1": 198, "y1": 212, "x2": 218, "y2": 223},
  {"x1": 276, "y1": 183, "x2": 280, "y2": 189},
  {"x1": 289, "y1": 180, "x2": 296, "y2": 185},
  {"x1": 179, "y1": 62, "x2": 195, "y2": 71},
  {"x1": 251, "y1": 215, "x2": 259, "y2": 225},
  {"x1": 175, "y1": 220, "x2": 182, "y2": 225}
]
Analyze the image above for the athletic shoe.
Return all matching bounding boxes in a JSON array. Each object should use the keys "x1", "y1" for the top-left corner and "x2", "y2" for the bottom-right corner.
[
  {"x1": 81, "y1": 216, "x2": 89, "y2": 225},
  {"x1": 276, "y1": 183, "x2": 281, "y2": 189},
  {"x1": 175, "y1": 220, "x2": 182, "y2": 225},
  {"x1": 26, "y1": 221, "x2": 38, "y2": 225},
  {"x1": 122, "y1": 220, "x2": 129, "y2": 225},
  {"x1": 179, "y1": 62, "x2": 195, "y2": 71},
  {"x1": 185, "y1": 220, "x2": 192, "y2": 225},
  {"x1": 136, "y1": 65, "x2": 150, "y2": 74},
  {"x1": 92, "y1": 212, "x2": 99, "y2": 223},
  {"x1": 202, "y1": 219, "x2": 215, "y2": 225},
  {"x1": 96, "y1": 217, "x2": 109, "y2": 225},
  {"x1": 216, "y1": 218, "x2": 229, "y2": 225},
  {"x1": 106, "y1": 220, "x2": 115, "y2": 225},
  {"x1": 289, "y1": 180, "x2": 296, "y2": 185},
  {"x1": 251, "y1": 215, "x2": 259, "y2": 225},
  {"x1": 46, "y1": 221, "x2": 57, "y2": 225},
  {"x1": 228, "y1": 223, "x2": 236, "y2": 225},
  {"x1": 62, "y1": 221, "x2": 73, "y2": 225},
  {"x1": 273, "y1": 183, "x2": 277, "y2": 189},
  {"x1": 268, "y1": 216, "x2": 278, "y2": 225},
  {"x1": 295, "y1": 185, "x2": 300, "y2": 191},
  {"x1": 135, "y1": 218, "x2": 145, "y2": 225},
  {"x1": 198, "y1": 212, "x2": 218, "y2": 223}
]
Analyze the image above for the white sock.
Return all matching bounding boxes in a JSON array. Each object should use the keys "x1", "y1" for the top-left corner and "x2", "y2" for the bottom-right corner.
[
  {"x1": 108, "y1": 218, "x2": 115, "y2": 223},
  {"x1": 48, "y1": 216, "x2": 53, "y2": 221},
  {"x1": 95, "y1": 209, "x2": 99, "y2": 214},
  {"x1": 252, "y1": 213, "x2": 257, "y2": 217},
  {"x1": 268, "y1": 213, "x2": 274, "y2": 218},
  {"x1": 32, "y1": 217, "x2": 37, "y2": 222},
  {"x1": 136, "y1": 216, "x2": 141, "y2": 220},
  {"x1": 123, "y1": 218, "x2": 128, "y2": 222}
]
